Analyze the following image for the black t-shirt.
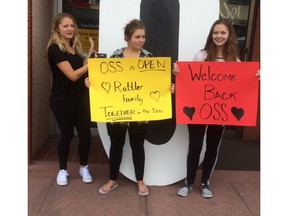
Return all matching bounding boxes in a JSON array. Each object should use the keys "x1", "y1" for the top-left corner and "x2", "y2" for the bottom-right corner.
[{"x1": 48, "y1": 43, "x2": 88, "y2": 96}]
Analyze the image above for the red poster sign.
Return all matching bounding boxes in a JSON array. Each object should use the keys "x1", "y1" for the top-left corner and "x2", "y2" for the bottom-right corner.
[{"x1": 175, "y1": 61, "x2": 260, "y2": 126}]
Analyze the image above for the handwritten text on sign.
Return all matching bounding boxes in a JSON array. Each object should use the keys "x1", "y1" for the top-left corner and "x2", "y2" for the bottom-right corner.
[
  {"x1": 175, "y1": 62, "x2": 259, "y2": 126},
  {"x1": 88, "y1": 57, "x2": 172, "y2": 122}
]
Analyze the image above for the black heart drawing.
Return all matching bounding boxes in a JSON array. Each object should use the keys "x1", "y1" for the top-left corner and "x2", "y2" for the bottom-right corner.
[
  {"x1": 150, "y1": 91, "x2": 160, "y2": 102},
  {"x1": 183, "y1": 106, "x2": 195, "y2": 120},
  {"x1": 231, "y1": 107, "x2": 244, "y2": 121},
  {"x1": 101, "y1": 82, "x2": 111, "y2": 93}
]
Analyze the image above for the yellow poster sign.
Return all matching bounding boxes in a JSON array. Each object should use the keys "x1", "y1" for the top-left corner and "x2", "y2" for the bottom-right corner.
[{"x1": 88, "y1": 57, "x2": 172, "y2": 122}]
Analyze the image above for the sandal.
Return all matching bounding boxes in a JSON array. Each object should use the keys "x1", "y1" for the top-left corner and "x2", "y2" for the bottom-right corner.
[
  {"x1": 99, "y1": 182, "x2": 119, "y2": 195},
  {"x1": 137, "y1": 182, "x2": 149, "y2": 196}
]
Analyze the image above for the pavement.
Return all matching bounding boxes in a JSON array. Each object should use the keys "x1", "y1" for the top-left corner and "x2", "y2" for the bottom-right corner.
[{"x1": 28, "y1": 162, "x2": 260, "y2": 216}]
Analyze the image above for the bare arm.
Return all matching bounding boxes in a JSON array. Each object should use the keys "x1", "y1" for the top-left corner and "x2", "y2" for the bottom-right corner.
[
  {"x1": 57, "y1": 37, "x2": 96, "y2": 82},
  {"x1": 57, "y1": 61, "x2": 88, "y2": 82}
]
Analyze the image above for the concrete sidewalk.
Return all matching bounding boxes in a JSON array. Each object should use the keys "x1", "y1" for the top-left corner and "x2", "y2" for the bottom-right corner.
[{"x1": 28, "y1": 162, "x2": 260, "y2": 216}]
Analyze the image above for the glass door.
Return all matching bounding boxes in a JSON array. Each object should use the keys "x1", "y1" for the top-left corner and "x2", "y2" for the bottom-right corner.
[{"x1": 219, "y1": 0, "x2": 259, "y2": 138}]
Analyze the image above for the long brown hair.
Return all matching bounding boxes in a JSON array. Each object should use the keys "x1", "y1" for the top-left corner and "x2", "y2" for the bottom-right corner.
[
  {"x1": 204, "y1": 19, "x2": 239, "y2": 61},
  {"x1": 45, "y1": 13, "x2": 83, "y2": 56}
]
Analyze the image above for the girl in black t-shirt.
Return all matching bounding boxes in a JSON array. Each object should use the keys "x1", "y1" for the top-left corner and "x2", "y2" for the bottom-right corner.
[{"x1": 46, "y1": 12, "x2": 95, "y2": 186}]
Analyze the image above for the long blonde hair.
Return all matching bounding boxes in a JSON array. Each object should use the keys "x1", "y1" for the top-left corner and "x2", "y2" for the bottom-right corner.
[{"x1": 45, "y1": 13, "x2": 83, "y2": 57}]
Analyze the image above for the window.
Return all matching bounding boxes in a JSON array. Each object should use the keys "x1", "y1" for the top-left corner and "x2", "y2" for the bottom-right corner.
[{"x1": 63, "y1": 0, "x2": 100, "y2": 53}]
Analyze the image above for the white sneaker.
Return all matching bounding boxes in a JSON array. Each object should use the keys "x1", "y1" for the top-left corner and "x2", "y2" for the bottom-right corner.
[
  {"x1": 57, "y1": 170, "x2": 69, "y2": 186},
  {"x1": 177, "y1": 185, "x2": 193, "y2": 197},
  {"x1": 200, "y1": 184, "x2": 213, "y2": 198},
  {"x1": 79, "y1": 165, "x2": 93, "y2": 183}
]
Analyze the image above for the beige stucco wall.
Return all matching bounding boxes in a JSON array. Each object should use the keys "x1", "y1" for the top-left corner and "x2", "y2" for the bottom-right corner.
[{"x1": 31, "y1": 0, "x2": 54, "y2": 158}]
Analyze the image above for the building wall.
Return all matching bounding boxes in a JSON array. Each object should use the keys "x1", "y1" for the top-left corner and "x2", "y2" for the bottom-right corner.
[
  {"x1": 28, "y1": 1, "x2": 260, "y2": 163},
  {"x1": 28, "y1": 0, "x2": 31, "y2": 163},
  {"x1": 29, "y1": 0, "x2": 53, "y2": 160}
]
